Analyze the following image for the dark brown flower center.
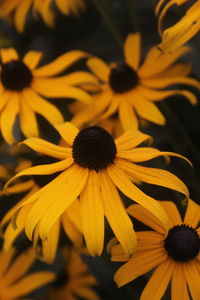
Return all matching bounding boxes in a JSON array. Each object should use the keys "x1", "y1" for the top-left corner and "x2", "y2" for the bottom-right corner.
[
  {"x1": 109, "y1": 61, "x2": 139, "y2": 93},
  {"x1": 32, "y1": 156, "x2": 61, "y2": 188},
  {"x1": 164, "y1": 224, "x2": 200, "y2": 262},
  {"x1": 72, "y1": 126, "x2": 117, "y2": 171},
  {"x1": 1, "y1": 60, "x2": 33, "y2": 91}
]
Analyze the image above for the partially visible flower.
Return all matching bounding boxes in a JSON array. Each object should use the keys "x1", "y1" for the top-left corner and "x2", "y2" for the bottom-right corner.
[
  {"x1": 111, "y1": 199, "x2": 200, "y2": 300},
  {"x1": 0, "y1": 0, "x2": 85, "y2": 33},
  {"x1": 0, "y1": 157, "x2": 83, "y2": 263},
  {"x1": 0, "y1": 247, "x2": 55, "y2": 299},
  {"x1": 71, "y1": 33, "x2": 199, "y2": 132},
  {"x1": 156, "y1": 0, "x2": 200, "y2": 51},
  {"x1": 5, "y1": 122, "x2": 190, "y2": 257},
  {"x1": 48, "y1": 248, "x2": 99, "y2": 300},
  {"x1": 0, "y1": 48, "x2": 96, "y2": 144}
]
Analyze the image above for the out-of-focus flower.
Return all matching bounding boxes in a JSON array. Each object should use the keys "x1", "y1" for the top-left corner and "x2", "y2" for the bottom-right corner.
[
  {"x1": 0, "y1": 247, "x2": 55, "y2": 299},
  {"x1": 5, "y1": 122, "x2": 190, "y2": 257},
  {"x1": 0, "y1": 0, "x2": 85, "y2": 32},
  {"x1": 156, "y1": 0, "x2": 200, "y2": 51},
  {"x1": 111, "y1": 199, "x2": 200, "y2": 300},
  {"x1": 48, "y1": 248, "x2": 99, "y2": 300},
  {"x1": 0, "y1": 48, "x2": 96, "y2": 144},
  {"x1": 71, "y1": 33, "x2": 199, "y2": 131},
  {"x1": 1, "y1": 157, "x2": 83, "y2": 263}
]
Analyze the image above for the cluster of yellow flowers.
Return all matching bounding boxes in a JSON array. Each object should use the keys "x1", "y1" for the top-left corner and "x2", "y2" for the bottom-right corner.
[{"x1": 0, "y1": 0, "x2": 199, "y2": 299}]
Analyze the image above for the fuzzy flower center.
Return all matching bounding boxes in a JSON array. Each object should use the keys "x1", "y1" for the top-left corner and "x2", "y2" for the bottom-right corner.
[
  {"x1": 32, "y1": 156, "x2": 61, "y2": 188},
  {"x1": 72, "y1": 126, "x2": 117, "y2": 171},
  {"x1": 1, "y1": 60, "x2": 33, "y2": 91},
  {"x1": 164, "y1": 224, "x2": 200, "y2": 262},
  {"x1": 109, "y1": 61, "x2": 139, "y2": 93}
]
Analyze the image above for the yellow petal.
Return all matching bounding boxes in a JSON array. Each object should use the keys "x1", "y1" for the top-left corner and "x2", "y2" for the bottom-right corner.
[
  {"x1": 80, "y1": 170, "x2": 104, "y2": 256},
  {"x1": 32, "y1": 78, "x2": 92, "y2": 103},
  {"x1": 114, "y1": 248, "x2": 167, "y2": 287},
  {"x1": 34, "y1": 50, "x2": 89, "y2": 77},
  {"x1": 1, "y1": 48, "x2": 19, "y2": 63},
  {"x1": 55, "y1": 122, "x2": 78, "y2": 145},
  {"x1": 140, "y1": 259, "x2": 175, "y2": 300},
  {"x1": 58, "y1": 71, "x2": 99, "y2": 86},
  {"x1": 19, "y1": 97, "x2": 39, "y2": 138},
  {"x1": 14, "y1": 0, "x2": 32, "y2": 33},
  {"x1": 159, "y1": 201, "x2": 182, "y2": 227},
  {"x1": 99, "y1": 169, "x2": 136, "y2": 256},
  {"x1": 41, "y1": 220, "x2": 60, "y2": 263},
  {"x1": 183, "y1": 260, "x2": 200, "y2": 300},
  {"x1": 115, "y1": 130, "x2": 151, "y2": 151},
  {"x1": 118, "y1": 98, "x2": 138, "y2": 131},
  {"x1": 124, "y1": 33, "x2": 141, "y2": 70},
  {"x1": 142, "y1": 76, "x2": 200, "y2": 90},
  {"x1": 23, "y1": 88, "x2": 64, "y2": 125},
  {"x1": 1, "y1": 93, "x2": 19, "y2": 144},
  {"x1": 127, "y1": 204, "x2": 165, "y2": 234},
  {"x1": 5, "y1": 180, "x2": 34, "y2": 195},
  {"x1": 107, "y1": 164, "x2": 169, "y2": 230},
  {"x1": 116, "y1": 159, "x2": 189, "y2": 197},
  {"x1": 184, "y1": 199, "x2": 200, "y2": 228},
  {"x1": 171, "y1": 263, "x2": 190, "y2": 300},
  {"x1": 87, "y1": 57, "x2": 110, "y2": 82},
  {"x1": 23, "y1": 51, "x2": 43, "y2": 70},
  {"x1": 62, "y1": 212, "x2": 83, "y2": 248},
  {"x1": 0, "y1": 249, "x2": 15, "y2": 277}
]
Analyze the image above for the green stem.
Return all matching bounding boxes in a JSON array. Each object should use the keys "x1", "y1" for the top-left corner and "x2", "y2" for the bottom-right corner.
[{"x1": 90, "y1": 0, "x2": 123, "y2": 48}]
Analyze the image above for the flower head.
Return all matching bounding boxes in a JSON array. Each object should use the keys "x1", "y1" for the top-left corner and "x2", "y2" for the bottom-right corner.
[
  {"x1": 48, "y1": 248, "x2": 99, "y2": 300},
  {"x1": 71, "y1": 33, "x2": 199, "y2": 131},
  {"x1": 5, "y1": 122, "x2": 190, "y2": 257},
  {"x1": 0, "y1": 247, "x2": 55, "y2": 299},
  {"x1": 0, "y1": 48, "x2": 96, "y2": 144},
  {"x1": 111, "y1": 199, "x2": 200, "y2": 300},
  {"x1": 0, "y1": 0, "x2": 85, "y2": 32},
  {"x1": 156, "y1": 0, "x2": 200, "y2": 51}
]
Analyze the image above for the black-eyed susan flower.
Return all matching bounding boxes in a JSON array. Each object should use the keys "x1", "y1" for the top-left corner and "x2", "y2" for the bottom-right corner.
[
  {"x1": 0, "y1": 47, "x2": 96, "y2": 144},
  {"x1": 0, "y1": 247, "x2": 55, "y2": 299},
  {"x1": 0, "y1": 0, "x2": 85, "y2": 33},
  {"x1": 48, "y1": 248, "x2": 99, "y2": 300},
  {"x1": 71, "y1": 33, "x2": 199, "y2": 131},
  {"x1": 1, "y1": 157, "x2": 83, "y2": 263},
  {"x1": 5, "y1": 122, "x2": 190, "y2": 257},
  {"x1": 111, "y1": 199, "x2": 200, "y2": 300},
  {"x1": 156, "y1": 0, "x2": 200, "y2": 51}
]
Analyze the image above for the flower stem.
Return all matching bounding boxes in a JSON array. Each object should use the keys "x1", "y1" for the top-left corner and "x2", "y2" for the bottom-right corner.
[{"x1": 90, "y1": 0, "x2": 123, "y2": 48}]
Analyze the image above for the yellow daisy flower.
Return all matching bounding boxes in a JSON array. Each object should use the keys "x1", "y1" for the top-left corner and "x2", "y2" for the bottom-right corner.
[
  {"x1": 0, "y1": 247, "x2": 55, "y2": 299},
  {"x1": 0, "y1": 47, "x2": 96, "y2": 144},
  {"x1": 156, "y1": 0, "x2": 200, "y2": 51},
  {"x1": 5, "y1": 122, "x2": 190, "y2": 257},
  {"x1": 0, "y1": 0, "x2": 85, "y2": 33},
  {"x1": 48, "y1": 248, "x2": 99, "y2": 300},
  {"x1": 111, "y1": 199, "x2": 200, "y2": 300},
  {"x1": 71, "y1": 33, "x2": 199, "y2": 132},
  {"x1": 1, "y1": 157, "x2": 83, "y2": 263}
]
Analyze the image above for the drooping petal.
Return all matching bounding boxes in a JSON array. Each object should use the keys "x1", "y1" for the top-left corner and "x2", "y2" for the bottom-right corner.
[
  {"x1": 118, "y1": 98, "x2": 138, "y2": 130},
  {"x1": 171, "y1": 263, "x2": 190, "y2": 300},
  {"x1": 34, "y1": 50, "x2": 89, "y2": 77},
  {"x1": 23, "y1": 51, "x2": 43, "y2": 70},
  {"x1": 1, "y1": 93, "x2": 19, "y2": 144},
  {"x1": 14, "y1": 0, "x2": 32, "y2": 33},
  {"x1": 184, "y1": 199, "x2": 200, "y2": 228},
  {"x1": 57, "y1": 71, "x2": 99, "y2": 86},
  {"x1": 87, "y1": 57, "x2": 110, "y2": 82},
  {"x1": 140, "y1": 259, "x2": 175, "y2": 300},
  {"x1": 183, "y1": 260, "x2": 200, "y2": 300},
  {"x1": 0, "y1": 48, "x2": 19, "y2": 63},
  {"x1": 23, "y1": 88, "x2": 64, "y2": 125},
  {"x1": 107, "y1": 164, "x2": 169, "y2": 230},
  {"x1": 80, "y1": 170, "x2": 104, "y2": 256},
  {"x1": 127, "y1": 204, "x2": 165, "y2": 234},
  {"x1": 115, "y1": 130, "x2": 151, "y2": 151},
  {"x1": 32, "y1": 78, "x2": 92, "y2": 103},
  {"x1": 115, "y1": 159, "x2": 189, "y2": 197},
  {"x1": 142, "y1": 76, "x2": 200, "y2": 90},
  {"x1": 114, "y1": 248, "x2": 167, "y2": 287},
  {"x1": 124, "y1": 33, "x2": 141, "y2": 70},
  {"x1": 41, "y1": 220, "x2": 60, "y2": 263},
  {"x1": 0, "y1": 248, "x2": 15, "y2": 277},
  {"x1": 62, "y1": 211, "x2": 83, "y2": 249},
  {"x1": 55, "y1": 122, "x2": 78, "y2": 145}
]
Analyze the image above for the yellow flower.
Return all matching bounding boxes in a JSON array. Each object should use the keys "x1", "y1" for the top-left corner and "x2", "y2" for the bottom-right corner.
[
  {"x1": 1, "y1": 157, "x2": 83, "y2": 263},
  {"x1": 156, "y1": 0, "x2": 200, "y2": 51},
  {"x1": 0, "y1": 247, "x2": 55, "y2": 299},
  {"x1": 71, "y1": 33, "x2": 199, "y2": 132},
  {"x1": 5, "y1": 122, "x2": 190, "y2": 257},
  {"x1": 0, "y1": 47, "x2": 96, "y2": 144},
  {"x1": 111, "y1": 199, "x2": 200, "y2": 300},
  {"x1": 0, "y1": 0, "x2": 85, "y2": 33},
  {"x1": 48, "y1": 248, "x2": 99, "y2": 300}
]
